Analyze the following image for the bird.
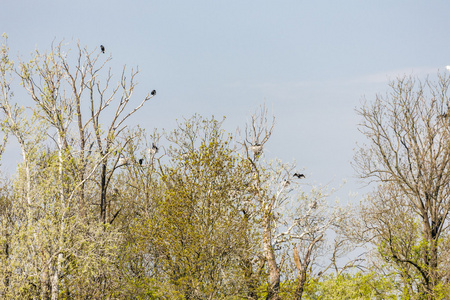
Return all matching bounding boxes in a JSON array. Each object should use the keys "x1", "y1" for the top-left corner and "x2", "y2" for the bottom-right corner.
[
  {"x1": 151, "y1": 90, "x2": 156, "y2": 96},
  {"x1": 138, "y1": 158, "x2": 144, "y2": 166},
  {"x1": 249, "y1": 143, "x2": 263, "y2": 155},
  {"x1": 293, "y1": 173, "x2": 305, "y2": 179},
  {"x1": 282, "y1": 179, "x2": 290, "y2": 188},
  {"x1": 100, "y1": 45, "x2": 105, "y2": 53},
  {"x1": 309, "y1": 200, "x2": 317, "y2": 209},
  {"x1": 148, "y1": 143, "x2": 159, "y2": 156},
  {"x1": 118, "y1": 157, "x2": 128, "y2": 166},
  {"x1": 87, "y1": 142, "x2": 95, "y2": 155}
]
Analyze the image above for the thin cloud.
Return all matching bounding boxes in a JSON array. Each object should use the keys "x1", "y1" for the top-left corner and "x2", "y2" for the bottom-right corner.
[
  {"x1": 349, "y1": 66, "x2": 441, "y2": 85},
  {"x1": 225, "y1": 66, "x2": 445, "y2": 95}
]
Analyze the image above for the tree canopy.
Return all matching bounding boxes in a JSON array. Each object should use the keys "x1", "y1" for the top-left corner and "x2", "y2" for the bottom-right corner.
[
  {"x1": 5, "y1": 37, "x2": 450, "y2": 300},
  {"x1": 0, "y1": 37, "x2": 349, "y2": 300}
]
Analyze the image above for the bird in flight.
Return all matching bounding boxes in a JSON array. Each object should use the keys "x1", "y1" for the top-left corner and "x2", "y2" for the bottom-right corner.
[
  {"x1": 293, "y1": 173, "x2": 305, "y2": 179},
  {"x1": 151, "y1": 90, "x2": 156, "y2": 96},
  {"x1": 100, "y1": 45, "x2": 105, "y2": 53}
]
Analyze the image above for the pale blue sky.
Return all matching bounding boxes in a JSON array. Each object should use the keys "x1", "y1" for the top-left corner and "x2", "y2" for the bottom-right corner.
[{"x1": 2, "y1": 1, "x2": 450, "y2": 196}]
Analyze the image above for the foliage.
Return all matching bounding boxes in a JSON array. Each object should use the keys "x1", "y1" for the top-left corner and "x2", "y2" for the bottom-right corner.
[
  {"x1": 5, "y1": 35, "x2": 444, "y2": 300},
  {"x1": 304, "y1": 272, "x2": 398, "y2": 300}
]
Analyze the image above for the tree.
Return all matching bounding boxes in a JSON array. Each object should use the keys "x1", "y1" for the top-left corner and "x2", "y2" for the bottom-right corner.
[
  {"x1": 122, "y1": 116, "x2": 264, "y2": 299},
  {"x1": 303, "y1": 272, "x2": 397, "y2": 300},
  {"x1": 285, "y1": 185, "x2": 348, "y2": 300},
  {"x1": 354, "y1": 74, "x2": 450, "y2": 299},
  {"x1": 241, "y1": 106, "x2": 348, "y2": 300},
  {"x1": 0, "y1": 35, "x2": 357, "y2": 299},
  {"x1": 0, "y1": 36, "x2": 154, "y2": 298}
]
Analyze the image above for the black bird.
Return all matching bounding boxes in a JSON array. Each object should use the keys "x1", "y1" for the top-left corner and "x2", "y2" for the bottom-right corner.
[
  {"x1": 100, "y1": 45, "x2": 105, "y2": 53},
  {"x1": 138, "y1": 158, "x2": 144, "y2": 166},
  {"x1": 151, "y1": 90, "x2": 156, "y2": 96},
  {"x1": 293, "y1": 173, "x2": 305, "y2": 179}
]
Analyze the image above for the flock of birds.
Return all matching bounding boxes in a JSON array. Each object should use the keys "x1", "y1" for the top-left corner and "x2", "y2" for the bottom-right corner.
[
  {"x1": 100, "y1": 42, "x2": 309, "y2": 203},
  {"x1": 118, "y1": 141, "x2": 306, "y2": 192}
]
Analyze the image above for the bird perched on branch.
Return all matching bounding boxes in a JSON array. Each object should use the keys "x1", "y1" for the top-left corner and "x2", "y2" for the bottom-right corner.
[
  {"x1": 138, "y1": 158, "x2": 144, "y2": 166},
  {"x1": 148, "y1": 143, "x2": 159, "y2": 156},
  {"x1": 118, "y1": 157, "x2": 128, "y2": 166},
  {"x1": 293, "y1": 173, "x2": 305, "y2": 179},
  {"x1": 151, "y1": 90, "x2": 156, "y2": 96},
  {"x1": 100, "y1": 45, "x2": 105, "y2": 53},
  {"x1": 249, "y1": 143, "x2": 263, "y2": 155}
]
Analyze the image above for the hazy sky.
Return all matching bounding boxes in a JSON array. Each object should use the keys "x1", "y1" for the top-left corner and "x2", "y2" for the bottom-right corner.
[{"x1": 2, "y1": 1, "x2": 450, "y2": 199}]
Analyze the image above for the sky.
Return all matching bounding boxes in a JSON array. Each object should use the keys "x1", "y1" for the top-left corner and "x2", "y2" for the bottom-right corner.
[{"x1": 2, "y1": 1, "x2": 450, "y2": 201}]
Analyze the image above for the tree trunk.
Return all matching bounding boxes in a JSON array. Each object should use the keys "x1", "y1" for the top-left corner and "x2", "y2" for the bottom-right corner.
[
  {"x1": 242, "y1": 258, "x2": 259, "y2": 300},
  {"x1": 423, "y1": 216, "x2": 439, "y2": 299},
  {"x1": 263, "y1": 214, "x2": 279, "y2": 300},
  {"x1": 40, "y1": 268, "x2": 50, "y2": 299},
  {"x1": 100, "y1": 161, "x2": 107, "y2": 223},
  {"x1": 51, "y1": 265, "x2": 59, "y2": 300},
  {"x1": 295, "y1": 273, "x2": 307, "y2": 300},
  {"x1": 413, "y1": 200, "x2": 441, "y2": 300},
  {"x1": 293, "y1": 248, "x2": 306, "y2": 300},
  {"x1": 293, "y1": 234, "x2": 322, "y2": 300}
]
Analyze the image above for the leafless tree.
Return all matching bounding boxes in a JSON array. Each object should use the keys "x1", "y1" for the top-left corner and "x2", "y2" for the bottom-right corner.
[{"x1": 354, "y1": 74, "x2": 450, "y2": 298}]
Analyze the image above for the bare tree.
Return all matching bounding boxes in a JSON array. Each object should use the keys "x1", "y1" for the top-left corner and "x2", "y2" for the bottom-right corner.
[
  {"x1": 241, "y1": 106, "x2": 351, "y2": 300},
  {"x1": 241, "y1": 106, "x2": 283, "y2": 300},
  {"x1": 278, "y1": 185, "x2": 348, "y2": 300},
  {"x1": 354, "y1": 74, "x2": 450, "y2": 298}
]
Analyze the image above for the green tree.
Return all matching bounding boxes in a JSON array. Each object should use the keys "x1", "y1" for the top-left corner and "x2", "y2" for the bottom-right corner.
[
  {"x1": 304, "y1": 272, "x2": 397, "y2": 300},
  {"x1": 124, "y1": 116, "x2": 264, "y2": 299},
  {"x1": 0, "y1": 35, "x2": 358, "y2": 299}
]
